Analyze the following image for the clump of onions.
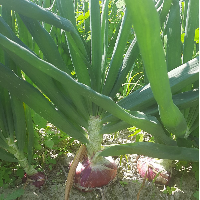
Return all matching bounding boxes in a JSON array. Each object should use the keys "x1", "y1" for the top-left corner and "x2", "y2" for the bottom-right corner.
[{"x1": 137, "y1": 156, "x2": 172, "y2": 185}]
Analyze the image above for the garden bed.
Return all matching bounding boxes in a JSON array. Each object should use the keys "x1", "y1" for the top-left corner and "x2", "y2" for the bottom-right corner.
[{"x1": 0, "y1": 131, "x2": 198, "y2": 200}]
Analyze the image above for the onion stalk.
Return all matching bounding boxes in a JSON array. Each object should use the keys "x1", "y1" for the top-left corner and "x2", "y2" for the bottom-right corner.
[
  {"x1": 7, "y1": 138, "x2": 45, "y2": 187},
  {"x1": 73, "y1": 116, "x2": 117, "y2": 191}
]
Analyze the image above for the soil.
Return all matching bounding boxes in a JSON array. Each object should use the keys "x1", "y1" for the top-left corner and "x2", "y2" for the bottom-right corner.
[{"x1": 0, "y1": 130, "x2": 198, "y2": 200}]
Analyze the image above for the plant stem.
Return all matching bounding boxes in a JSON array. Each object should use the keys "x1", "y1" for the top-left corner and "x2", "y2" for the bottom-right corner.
[
  {"x1": 7, "y1": 138, "x2": 37, "y2": 175},
  {"x1": 87, "y1": 116, "x2": 102, "y2": 158}
]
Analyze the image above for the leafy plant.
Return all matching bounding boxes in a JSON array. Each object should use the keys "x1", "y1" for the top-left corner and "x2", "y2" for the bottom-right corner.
[
  {"x1": 119, "y1": 180, "x2": 128, "y2": 187},
  {"x1": 0, "y1": 160, "x2": 27, "y2": 189},
  {"x1": 0, "y1": 188, "x2": 24, "y2": 200},
  {"x1": 193, "y1": 190, "x2": 199, "y2": 200},
  {"x1": 162, "y1": 186, "x2": 176, "y2": 195},
  {"x1": 0, "y1": 74, "x2": 46, "y2": 187},
  {"x1": 0, "y1": 0, "x2": 198, "y2": 196},
  {"x1": 33, "y1": 123, "x2": 78, "y2": 171}
]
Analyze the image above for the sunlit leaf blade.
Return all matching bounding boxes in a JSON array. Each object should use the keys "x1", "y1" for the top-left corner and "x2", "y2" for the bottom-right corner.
[
  {"x1": 183, "y1": 0, "x2": 199, "y2": 63},
  {"x1": 90, "y1": 0, "x2": 102, "y2": 93},
  {"x1": 100, "y1": 142, "x2": 199, "y2": 162},
  {"x1": 159, "y1": 0, "x2": 172, "y2": 25},
  {"x1": 125, "y1": 0, "x2": 187, "y2": 137},
  {"x1": 166, "y1": 0, "x2": 181, "y2": 71},
  {"x1": 103, "y1": 9, "x2": 132, "y2": 96}
]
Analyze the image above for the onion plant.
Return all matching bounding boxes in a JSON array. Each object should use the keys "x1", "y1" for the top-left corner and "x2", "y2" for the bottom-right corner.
[
  {"x1": 0, "y1": 0, "x2": 198, "y2": 192},
  {"x1": 0, "y1": 76, "x2": 45, "y2": 187}
]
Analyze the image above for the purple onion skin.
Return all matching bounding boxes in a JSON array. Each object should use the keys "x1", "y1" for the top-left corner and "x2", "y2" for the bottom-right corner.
[
  {"x1": 137, "y1": 157, "x2": 171, "y2": 185},
  {"x1": 74, "y1": 157, "x2": 117, "y2": 191},
  {"x1": 23, "y1": 172, "x2": 46, "y2": 188}
]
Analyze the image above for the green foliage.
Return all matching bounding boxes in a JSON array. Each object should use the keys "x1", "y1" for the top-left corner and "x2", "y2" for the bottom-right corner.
[
  {"x1": 119, "y1": 180, "x2": 128, "y2": 187},
  {"x1": 0, "y1": 165, "x2": 12, "y2": 187},
  {"x1": 0, "y1": 161, "x2": 24, "y2": 188},
  {"x1": 0, "y1": 0, "x2": 198, "y2": 192},
  {"x1": 126, "y1": 0, "x2": 188, "y2": 138},
  {"x1": 193, "y1": 191, "x2": 199, "y2": 199},
  {"x1": 162, "y1": 186, "x2": 176, "y2": 195},
  {"x1": 99, "y1": 142, "x2": 199, "y2": 161},
  {"x1": 31, "y1": 124, "x2": 79, "y2": 171},
  {"x1": 0, "y1": 188, "x2": 24, "y2": 200}
]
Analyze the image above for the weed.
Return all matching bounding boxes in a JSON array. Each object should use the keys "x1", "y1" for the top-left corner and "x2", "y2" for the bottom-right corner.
[
  {"x1": 119, "y1": 180, "x2": 128, "y2": 187},
  {"x1": 162, "y1": 186, "x2": 176, "y2": 195},
  {"x1": 0, "y1": 188, "x2": 24, "y2": 200}
]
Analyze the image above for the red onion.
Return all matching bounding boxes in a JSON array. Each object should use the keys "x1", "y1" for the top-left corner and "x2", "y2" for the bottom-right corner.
[
  {"x1": 23, "y1": 172, "x2": 46, "y2": 188},
  {"x1": 137, "y1": 157, "x2": 171, "y2": 185},
  {"x1": 74, "y1": 156, "x2": 117, "y2": 191}
]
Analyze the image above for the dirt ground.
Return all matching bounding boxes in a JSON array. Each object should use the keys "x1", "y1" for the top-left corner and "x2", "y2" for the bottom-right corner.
[{"x1": 0, "y1": 131, "x2": 198, "y2": 200}]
